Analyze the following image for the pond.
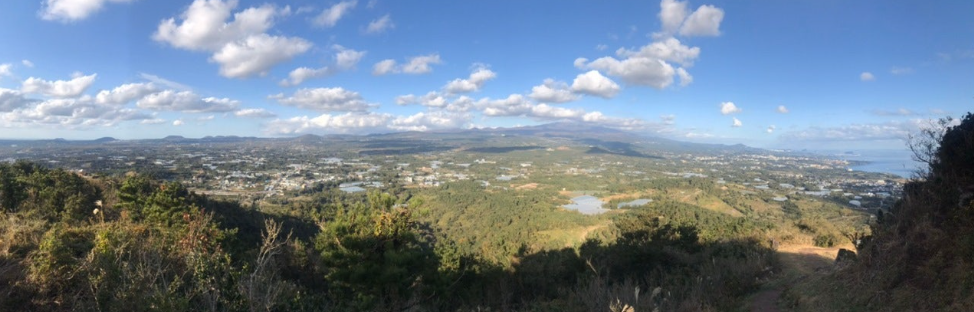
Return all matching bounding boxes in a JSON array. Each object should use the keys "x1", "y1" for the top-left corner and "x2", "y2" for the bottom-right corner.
[{"x1": 563, "y1": 195, "x2": 609, "y2": 215}]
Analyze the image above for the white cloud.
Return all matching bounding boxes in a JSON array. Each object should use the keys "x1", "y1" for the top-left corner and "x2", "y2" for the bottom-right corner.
[
  {"x1": 154, "y1": 0, "x2": 280, "y2": 51},
  {"x1": 529, "y1": 79, "x2": 579, "y2": 103},
  {"x1": 137, "y1": 90, "x2": 239, "y2": 113},
  {"x1": 571, "y1": 70, "x2": 620, "y2": 98},
  {"x1": 479, "y1": 94, "x2": 532, "y2": 117},
  {"x1": 402, "y1": 54, "x2": 441, "y2": 74},
  {"x1": 890, "y1": 67, "x2": 913, "y2": 75},
  {"x1": 720, "y1": 101, "x2": 741, "y2": 115},
  {"x1": 21, "y1": 60, "x2": 34, "y2": 68},
  {"x1": 679, "y1": 4, "x2": 724, "y2": 37},
  {"x1": 371, "y1": 54, "x2": 441, "y2": 75},
  {"x1": 139, "y1": 73, "x2": 191, "y2": 91},
  {"x1": 777, "y1": 105, "x2": 789, "y2": 114},
  {"x1": 731, "y1": 117, "x2": 742, "y2": 127},
  {"x1": 21, "y1": 73, "x2": 97, "y2": 98},
  {"x1": 596, "y1": 44, "x2": 608, "y2": 51},
  {"x1": 372, "y1": 59, "x2": 397, "y2": 75},
  {"x1": 140, "y1": 118, "x2": 166, "y2": 124},
  {"x1": 280, "y1": 45, "x2": 364, "y2": 86},
  {"x1": 313, "y1": 0, "x2": 356, "y2": 27},
  {"x1": 617, "y1": 37, "x2": 701, "y2": 66},
  {"x1": 270, "y1": 87, "x2": 373, "y2": 112},
  {"x1": 659, "y1": 0, "x2": 689, "y2": 34},
  {"x1": 94, "y1": 82, "x2": 158, "y2": 105},
  {"x1": 266, "y1": 112, "x2": 391, "y2": 134},
  {"x1": 389, "y1": 111, "x2": 470, "y2": 131},
  {"x1": 0, "y1": 64, "x2": 12, "y2": 77},
  {"x1": 0, "y1": 97, "x2": 149, "y2": 128},
  {"x1": 860, "y1": 72, "x2": 875, "y2": 81},
  {"x1": 235, "y1": 108, "x2": 276, "y2": 118},
  {"x1": 767, "y1": 125, "x2": 775, "y2": 133},
  {"x1": 40, "y1": 0, "x2": 136, "y2": 22},
  {"x1": 780, "y1": 119, "x2": 931, "y2": 142},
  {"x1": 365, "y1": 14, "x2": 393, "y2": 34},
  {"x1": 395, "y1": 91, "x2": 448, "y2": 108},
  {"x1": 211, "y1": 34, "x2": 311, "y2": 78},
  {"x1": 280, "y1": 66, "x2": 332, "y2": 87},
  {"x1": 576, "y1": 37, "x2": 700, "y2": 89},
  {"x1": 153, "y1": 0, "x2": 310, "y2": 79},
  {"x1": 444, "y1": 66, "x2": 496, "y2": 94},
  {"x1": 173, "y1": 119, "x2": 184, "y2": 126},
  {"x1": 676, "y1": 67, "x2": 692, "y2": 86},
  {"x1": 0, "y1": 89, "x2": 37, "y2": 112},
  {"x1": 334, "y1": 45, "x2": 366, "y2": 69}
]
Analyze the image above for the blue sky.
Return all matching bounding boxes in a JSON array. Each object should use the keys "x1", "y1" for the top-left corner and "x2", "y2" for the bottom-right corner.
[{"x1": 0, "y1": 0, "x2": 971, "y2": 150}]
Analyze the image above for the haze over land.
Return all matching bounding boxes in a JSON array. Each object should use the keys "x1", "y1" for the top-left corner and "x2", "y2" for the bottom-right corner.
[{"x1": 0, "y1": 0, "x2": 972, "y2": 152}]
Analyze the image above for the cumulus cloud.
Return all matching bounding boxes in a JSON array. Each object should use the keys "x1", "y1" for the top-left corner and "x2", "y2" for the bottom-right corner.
[
  {"x1": 313, "y1": 0, "x2": 356, "y2": 27},
  {"x1": 0, "y1": 89, "x2": 37, "y2": 112},
  {"x1": 40, "y1": 0, "x2": 136, "y2": 22},
  {"x1": 571, "y1": 70, "x2": 620, "y2": 98},
  {"x1": 211, "y1": 34, "x2": 312, "y2": 78},
  {"x1": 659, "y1": 0, "x2": 689, "y2": 34},
  {"x1": 372, "y1": 59, "x2": 397, "y2": 75},
  {"x1": 767, "y1": 125, "x2": 775, "y2": 133},
  {"x1": 444, "y1": 66, "x2": 496, "y2": 94},
  {"x1": 731, "y1": 117, "x2": 742, "y2": 127},
  {"x1": 395, "y1": 91, "x2": 448, "y2": 108},
  {"x1": 860, "y1": 72, "x2": 875, "y2": 81},
  {"x1": 172, "y1": 119, "x2": 184, "y2": 126},
  {"x1": 137, "y1": 90, "x2": 239, "y2": 113},
  {"x1": 280, "y1": 67, "x2": 332, "y2": 87},
  {"x1": 94, "y1": 82, "x2": 158, "y2": 105},
  {"x1": 580, "y1": 1, "x2": 721, "y2": 89},
  {"x1": 280, "y1": 45, "x2": 365, "y2": 86},
  {"x1": 679, "y1": 4, "x2": 724, "y2": 37},
  {"x1": 153, "y1": 0, "x2": 310, "y2": 78},
  {"x1": 372, "y1": 54, "x2": 441, "y2": 75},
  {"x1": 235, "y1": 108, "x2": 276, "y2": 118},
  {"x1": 676, "y1": 67, "x2": 692, "y2": 86},
  {"x1": 365, "y1": 14, "x2": 393, "y2": 34},
  {"x1": 21, "y1": 73, "x2": 97, "y2": 98},
  {"x1": 529, "y1": 79, "x2": 579, "y2": 103},
  {"x1": 21, "y1": 60, "x2": 34, "y2": 68},
  {"x1": 265, "y1": 112, "x2": 391, "y2": 134},
  {"x1": 720, "y1": 101, "x2": 741, "y2": 115},
  {"x1": 777, "y1": 105, "x2": 789, "y2": 114},
  {"x1": 402, "y1": 54, "x2": 441, "y2": 74},
  {"x1": 270, "y1": 87, "x2": 373, "y2": 112},
  {"x1": 0, "y1": 97, "x2": 149, "y2": 128},
  {"x1": 0, "y1": 64, "x2": 12, "y2": 78},
  {"x1": 575, "y1": 37, "x2": 699, "y2": 89},
  {"x1": 334, "y1": 45, "x2": 366, "y2": 69},
  {"x1": 389, "y1": 111, "x2": 470, "y2": 131}
]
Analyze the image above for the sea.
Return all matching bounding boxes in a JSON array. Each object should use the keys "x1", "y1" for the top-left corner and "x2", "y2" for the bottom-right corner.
[{"x1": 827, "y1": 149, "x2": 923, "y2": 178}]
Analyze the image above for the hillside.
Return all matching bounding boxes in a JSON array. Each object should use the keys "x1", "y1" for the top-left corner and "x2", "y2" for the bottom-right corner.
[{"x1": 781, "y1": 113, "x2": 974, "y2": 311}]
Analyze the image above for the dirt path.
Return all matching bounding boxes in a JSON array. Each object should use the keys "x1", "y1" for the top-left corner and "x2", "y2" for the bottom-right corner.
[{"x1": 747, "y1": 245, "x2": 845, "y2": 312}]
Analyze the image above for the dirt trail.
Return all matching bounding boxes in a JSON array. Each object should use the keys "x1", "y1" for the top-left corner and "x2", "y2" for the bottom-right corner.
[{"x1": 747, "y1": 245, "x2": 845, "y2": 312}]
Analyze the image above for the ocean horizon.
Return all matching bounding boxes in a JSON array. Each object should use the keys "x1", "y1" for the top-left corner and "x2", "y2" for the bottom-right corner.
[{"x1": 824, "y1": 149, "x2": 923, "y2": 178}]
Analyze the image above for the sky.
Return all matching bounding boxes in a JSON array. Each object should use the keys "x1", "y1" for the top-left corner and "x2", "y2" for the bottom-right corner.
[{"x1": 0, "y1": 0, "x2": 972, "y2": 151}]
